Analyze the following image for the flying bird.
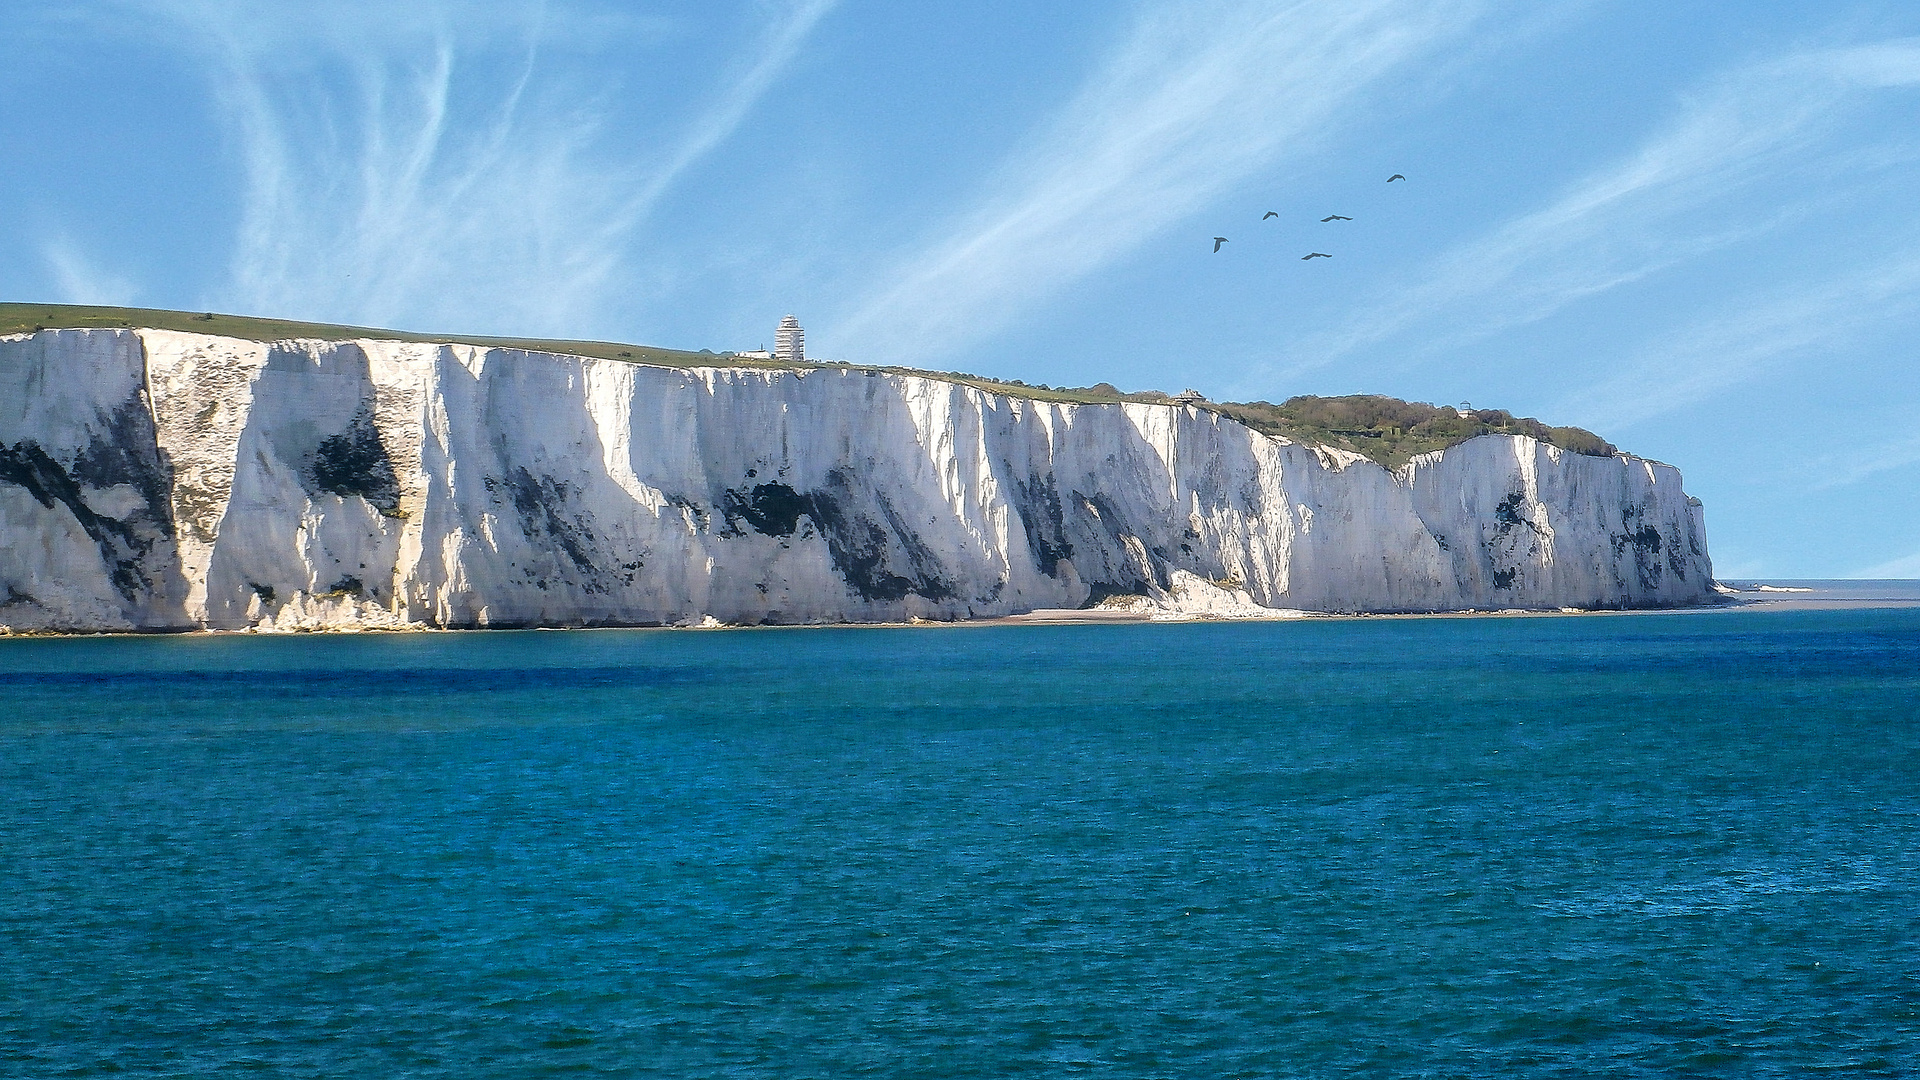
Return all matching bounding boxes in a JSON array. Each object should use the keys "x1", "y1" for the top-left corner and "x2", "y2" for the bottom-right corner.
[
  {"x1": 1213, "y1": 237, "x2": 1229, "y2": 252},
  {"x1": 1321, "y1": 215, "x2": 1352, "y2": 222},
  {"x1": 1387, "y1": 174, "x2": 1406, "y2": 182},
  {"x1": 1262, "y1": 211, "x2": 1279, "y2": 220},
  {"x1": 1302, "y1": 252, "x2": 1331, "y2": 260}
]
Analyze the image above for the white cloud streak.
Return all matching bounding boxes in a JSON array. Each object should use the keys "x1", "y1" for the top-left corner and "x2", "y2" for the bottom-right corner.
[
  {"x1": 134, "y1": 0, "x2": 831, "y2": 335},
  {"x1": 42, "y1": 238, "x2": 140, "y2": 306},
  {"x1": 1787, "y1": 429, "x2": 1920, "y2": 492},
  {"x1": 1858, "y1": 546, "x2": 1920, "y2": 578},
  {"x1": 629, "y1": 0, "x2": 836, "y2": 221},
  {"x1": 1557, "y1": 248, "x2": 1920, "y2": 431},
  {"x1": 830, "y1": 0, "x2": 1494, "y2": 365},
  {"x1": 1275, "y1": 38, "x2": 1920, "y2": 379}
]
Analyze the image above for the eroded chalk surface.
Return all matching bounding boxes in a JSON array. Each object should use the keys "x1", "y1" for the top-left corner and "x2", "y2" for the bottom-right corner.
[{"x1": 0, "y1": 329, "x2": 1714, "y2": 630}]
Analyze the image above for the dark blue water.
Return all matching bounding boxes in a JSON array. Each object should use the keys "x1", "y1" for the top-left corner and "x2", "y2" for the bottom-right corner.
[{"x1": 3, "y1": 610, "x2": 1917, "y2": 1078}]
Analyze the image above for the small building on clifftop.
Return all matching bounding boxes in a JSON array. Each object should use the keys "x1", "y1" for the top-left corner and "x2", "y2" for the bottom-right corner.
[{"x1": 775, "y1": 315, "x2": 804, "y2": 365}]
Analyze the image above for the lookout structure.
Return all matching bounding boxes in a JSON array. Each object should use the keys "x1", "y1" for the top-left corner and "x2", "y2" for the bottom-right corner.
[{"x1": 775, "y1": 315, "x2": 804, "y2": 365}]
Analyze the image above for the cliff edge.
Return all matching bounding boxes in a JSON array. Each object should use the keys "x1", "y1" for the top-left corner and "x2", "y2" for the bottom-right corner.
[{"x1": 0, "y1": 327, "x2": 1715, "y2": 631}]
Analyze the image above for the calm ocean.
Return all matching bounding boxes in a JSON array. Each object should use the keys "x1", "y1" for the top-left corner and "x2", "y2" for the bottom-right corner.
[{"x1": 3, "y1": 606, "x2": 1917, "y2": 1077}]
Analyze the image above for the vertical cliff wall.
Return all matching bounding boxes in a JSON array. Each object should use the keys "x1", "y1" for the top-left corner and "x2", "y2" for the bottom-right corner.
[{"x1": 0, "y1": 328, "x2": 1714, "y2": 631}]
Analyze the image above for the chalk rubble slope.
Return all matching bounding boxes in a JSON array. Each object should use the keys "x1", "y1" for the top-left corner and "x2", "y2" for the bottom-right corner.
[{"x1": 0, "y1": 328, "x2": 1715, "y2": 631}]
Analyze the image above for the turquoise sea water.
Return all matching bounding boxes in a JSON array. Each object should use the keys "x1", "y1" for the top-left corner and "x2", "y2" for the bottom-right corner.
[{"x1": 3, "y1": 607, "x2": 1918, "y2": 1077}]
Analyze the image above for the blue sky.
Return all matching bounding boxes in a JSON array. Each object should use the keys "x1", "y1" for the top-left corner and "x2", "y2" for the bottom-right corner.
[{"x1": 3, "y1": 1, "x2": 1917, "y2": 578}]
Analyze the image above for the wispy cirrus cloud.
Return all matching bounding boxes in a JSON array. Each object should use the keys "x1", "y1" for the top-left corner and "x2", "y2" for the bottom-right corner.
[
  {"x1": 1764, "y1": 405, "x2": 1920, "y2": 496},
  {"x1": 829, "y1": 0, "x2": 1499, "y2": 365},
  {"x1": 1555, "y1": 246, "x2": 1920, "y2": 431},
  {"x1": 1273, "y1": 38, "x2": 1920, "y2": 380},
  {"x1": 630, "y1": 0, "x2": 836, "y2": 221},
  {"x1": 1808, "y1": 431, "x2": 1920, "y2": 491},
  {"x1": 42, "y1": 237, "x2": 141, "y2": 306},
  {"x1": 130, "y1": 0, "x2": 832, "y2": 336},
  {"x1": 1859, "y1": 546, "x2": 1920, "y2": 578}
]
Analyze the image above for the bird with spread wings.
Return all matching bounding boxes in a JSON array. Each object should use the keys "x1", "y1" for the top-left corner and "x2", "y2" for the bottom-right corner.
[{"x1": 1221, "y1": 173, "x2": 1405, "y2": 256}]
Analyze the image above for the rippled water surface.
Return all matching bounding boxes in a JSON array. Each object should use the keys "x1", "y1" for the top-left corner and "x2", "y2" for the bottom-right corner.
[{"x1": 4, "y1": 609, "x2": 1918, "y2": 1077}]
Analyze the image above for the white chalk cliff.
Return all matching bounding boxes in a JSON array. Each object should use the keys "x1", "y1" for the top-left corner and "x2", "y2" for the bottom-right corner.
[{"x1": 0, "y1": 328, "x2": 1715, "y2": 631}]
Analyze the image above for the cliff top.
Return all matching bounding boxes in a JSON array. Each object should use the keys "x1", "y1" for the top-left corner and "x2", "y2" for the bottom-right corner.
[
  {"x1": 0, "y1": 302, "x2": 720, "y2": 372},
  {"x1": 2, "y1": 302, "x2": 1613, "y2": 469}
]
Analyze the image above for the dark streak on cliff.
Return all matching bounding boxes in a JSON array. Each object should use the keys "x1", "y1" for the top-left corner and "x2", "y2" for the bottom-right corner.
[
  {"x1": 0, "y1": 395, "x2": 178, "y2": 611},
  {"x1": 723, "y1": 479, "x2": 956, "y2": 604},
  {"x1": 307, "y1": 406, "x2": 400, "y2": 514},
  {"x1": 491, "y1": 469, "x2": 602, "y2": 581},
  {"x1": 1012, "y1": 474, "x2": 1073, "y2": 577}
]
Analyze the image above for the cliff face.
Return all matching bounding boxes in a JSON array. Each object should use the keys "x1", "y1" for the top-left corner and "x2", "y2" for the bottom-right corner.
[{"x1": 0, "y1": 329, "x2": 1714, "y2": 631}]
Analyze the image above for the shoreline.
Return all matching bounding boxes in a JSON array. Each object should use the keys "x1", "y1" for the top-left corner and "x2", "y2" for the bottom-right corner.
[
  {"x1": 973, "y1": 592, "x2": 1920, "y2": 625},
  {"x1": 5, "y1": 589, "x2": 1916, "y2": 639}
]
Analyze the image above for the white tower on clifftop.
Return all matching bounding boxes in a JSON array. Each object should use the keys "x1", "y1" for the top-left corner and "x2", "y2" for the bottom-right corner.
[{"x1": 775, "y1": 315, "x2": 804, "y2": 364}]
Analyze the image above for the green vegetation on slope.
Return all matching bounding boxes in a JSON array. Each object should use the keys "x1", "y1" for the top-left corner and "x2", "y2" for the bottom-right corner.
[
  {"x1": 3, "y1": 303, "x2": 1616, "y2": 467},
  {"x1": 1209, "y1": 396, "x2": 1615, "y2": 469}
]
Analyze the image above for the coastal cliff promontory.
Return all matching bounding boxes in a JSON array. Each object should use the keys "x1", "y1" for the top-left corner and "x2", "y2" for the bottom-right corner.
[{"x1": 0, "y1": 317, "x2": 1714, "y2": 631}]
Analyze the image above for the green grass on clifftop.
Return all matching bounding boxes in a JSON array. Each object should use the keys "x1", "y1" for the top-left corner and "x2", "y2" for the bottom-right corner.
[
  {"x1": 0, "y1": 302, "x2": 716, "y2": 370},
  {"x1": 3, "y1": 302, "x2": 1616, "y2": 468}
]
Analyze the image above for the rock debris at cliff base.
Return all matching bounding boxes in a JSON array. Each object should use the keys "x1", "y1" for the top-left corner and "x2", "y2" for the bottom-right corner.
[{"x1": 0, "y1": 328, "x2": 1716, "y2": 632}]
